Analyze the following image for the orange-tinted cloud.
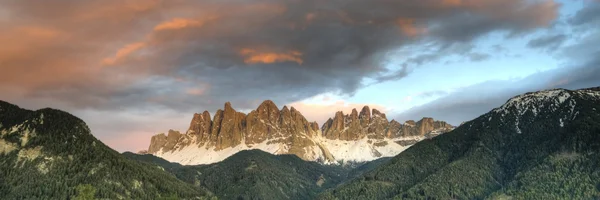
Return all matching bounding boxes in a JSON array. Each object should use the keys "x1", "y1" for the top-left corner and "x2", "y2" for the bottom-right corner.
[
  {"x1": 240, "y1": 48, "x2": 303, "y2": 64},
  {"x1": 16, "y1": 26, "x2": 62, "y2": 38},
  {"x1": 528, "y1": 0, "x2": 559, "y2": 27},
  {"x1": 103, "y1": 42, "x2": 146, "y2": 65},
  {"x1": 441, "y1": 0, "x2": 464, "y2": 6},
  {"x1": 0, "y1": 0, "x2": 173, "y2": 95},
  {"x1": 396, "y1": 18, "x2": 427, "y2": 37},
  {"x1": 154, "y1": 18, "x2": 207, "y2": 31}
]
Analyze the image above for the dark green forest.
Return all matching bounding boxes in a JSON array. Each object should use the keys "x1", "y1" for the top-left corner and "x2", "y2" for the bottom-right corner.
[{"x1": 126, "y1": 149, "x2": 377, "y2": 200}]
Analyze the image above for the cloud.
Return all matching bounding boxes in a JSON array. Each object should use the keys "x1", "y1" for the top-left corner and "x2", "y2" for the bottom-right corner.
[
  {"x1": 569, "y1": 2, "x2": 600, "y2": 26},
  {"x1": 428, "y1": 0, "x2": 558, "y2": 42},
  {"x1": 103, "y1": 42, "x2": 146, "y2": 65},
  {"x1": 0, "y1": 0, "x2": 561, "y2": 112},
  {"x1": 527, "y1": 34, "x2": 566, "y2": 51},
  {"x1": 396, "y1": 18, "x2": 427, "y2": 37},
  {"x1": 240, "y1": 48, "x2": 304, "y2": 64},
  {"x1": 154, "y1": 17, "x2": 210, "y2": 31},
  {"x1": 467, "y1": 52, "x2": 492, "y2": 62}
]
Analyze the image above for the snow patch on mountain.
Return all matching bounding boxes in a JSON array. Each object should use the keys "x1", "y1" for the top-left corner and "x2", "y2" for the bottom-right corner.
[
  {"x1": 495, "y1": 89, "x2": 572, "y2": 116},
  {"x1": 156, "y1": 139, "x2": 285, "y2": 165},
  {"x1": 316, "y1": 137, "x2": 412, "y2": 163},
  {"x1": 155, "y1": 135, "x2": 421, "y2": 165}
]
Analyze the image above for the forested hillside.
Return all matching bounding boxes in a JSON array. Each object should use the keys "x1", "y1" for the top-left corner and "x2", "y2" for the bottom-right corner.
[
  {"x1": 320, "y1": 88, "x2": 600, "y2": 199},
  {"x1": 0, "y1": 101, "x2": 215, "y2": 199},
  {"x1": 125, "y1": 149, "x2": 397, "y2": 200}
]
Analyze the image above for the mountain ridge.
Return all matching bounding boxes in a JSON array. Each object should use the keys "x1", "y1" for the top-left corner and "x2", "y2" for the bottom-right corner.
[{"x1": 146, "y1": 100, "x2": 453, "y2": 165}]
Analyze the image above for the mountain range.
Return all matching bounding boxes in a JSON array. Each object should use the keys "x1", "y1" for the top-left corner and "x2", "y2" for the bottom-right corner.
[
  {"x1": 146, "y1": 100, "x2": 453, "y2": 165},
  {"x1": 1, "y1": 87, "x2": 599, "y2": 199},
  {"x1": 320, "y1": 87, "x2": 600, "y2": 199}
]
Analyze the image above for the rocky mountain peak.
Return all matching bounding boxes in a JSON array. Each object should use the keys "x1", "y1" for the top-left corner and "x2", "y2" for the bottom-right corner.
[
  {"x1": 359, "y1": 106, "x2": 371, "y2": 118},
  {"x1": 258, "y1": 100, "x2": 277, "y2": 109},
  {"x1": 280, "y1": 105, "x2": 292, "y2": 125},
  {"x1": 256, "y1": 100, "x2": 278, "y2": 124},
  {"x1": 281, "y1": 105, "x2": 290, "y2": 113},
  {"x1": 187, "y1": 111, "x2": 212, "y2": 144},
  {"x1": 371, "y1": 108, "x2": 386, "y2": 119},
  {"x1": 148, "y1": 100, "x2": 454, "y2": 165},
  {"x1": 290, "y1": 106, "x2": 298, "y2": 113},
  {"x1": 334, "y1": 111, "x2": 344, "y2": 118},
  {"x1": 351, "y1": 108, "x2": 358, "y2": 118},
  {"x1": 322, "y1": 107, "x2": 452, "y2": 141},
  {"x1": 202, "y1": 110, "x2": 211, "y2": 118},
  {"x1": 148, "y1": 130, "x2": 184, "y2": 154},
  {"x1": 224, "y1": 102, "x2": 233, "y2": 111},
  {"x1": 359, "y1": 106, "x2": 371, "y2": 128}
]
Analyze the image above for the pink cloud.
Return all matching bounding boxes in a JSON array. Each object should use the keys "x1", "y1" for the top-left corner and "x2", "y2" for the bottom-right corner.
[{"x1": 185, "y1": 87, "x2": 208, "y2": 96}]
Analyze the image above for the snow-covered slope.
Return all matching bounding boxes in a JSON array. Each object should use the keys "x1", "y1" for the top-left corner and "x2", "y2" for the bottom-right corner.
[{"x1": 154, "y1": 134, "x2": 429, "y2": 165}]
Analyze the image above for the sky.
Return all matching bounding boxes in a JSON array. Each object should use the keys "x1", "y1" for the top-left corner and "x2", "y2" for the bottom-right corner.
[{"x1": 1, "y1": 0, "x2": 599, "y2": 152}]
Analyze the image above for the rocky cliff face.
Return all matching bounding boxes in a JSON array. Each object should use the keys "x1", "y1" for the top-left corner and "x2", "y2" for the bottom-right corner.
[
  {"x1": 147, "y1": 100, "x2": 453, "y2": 165},
  {"x1": 321, "y1": 106, "x2": 453, "y2": 141}
]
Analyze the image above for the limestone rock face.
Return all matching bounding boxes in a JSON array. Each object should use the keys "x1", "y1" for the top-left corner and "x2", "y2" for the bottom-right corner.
[
  {"x1": 320, "y1": 106, "x2": 453, "y2": 141},
  {"x1": 148, "y1": 130, "x2": 184, "y2": 154},
  {"x1": 147, "y1": 134, "x2": 167, "y2": 154},
  {"x1": 147, "y1": 100, "x2": 454, "y2": 165},
  {"x1": 359, "y1": 106, "x2": 371, "y2": 127},
  {"x1": 188, "y1": 111, "x2": 212, "y2": 145},
  {"x1": 213, "y1": 102, "x2": 245, "y2": 150},
  {"x1": 309, "y1": 122, "x2": 320, "y2": 136},
  {"x1": 148, "y1": 100, "x2": 324, "y2": 161}
]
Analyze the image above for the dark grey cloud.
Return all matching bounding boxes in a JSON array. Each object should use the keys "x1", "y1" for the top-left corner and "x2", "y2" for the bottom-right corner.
[
  {"x1": 569, "y1": 2, "x2": 600, "y2": 26},
  {"x1": 467, "y1": 52, "x2": 492, "y2": 62},
  {"x1": 372, "y1": 65, "x2": 411, "y2": 83},
  {"x1": 428, "y1": 0, "x2": 558, "y2": 42},
  {"x1": 527, "y1": 34, "x2": 567, "y2": 51}
]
